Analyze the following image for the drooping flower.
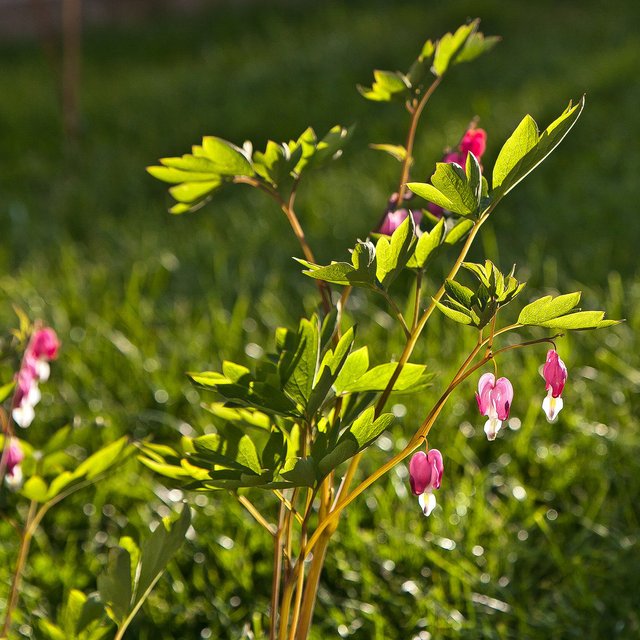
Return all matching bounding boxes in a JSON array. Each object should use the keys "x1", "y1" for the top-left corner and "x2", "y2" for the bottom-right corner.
[
  {"x1": 3, "y1": 438, "x2": 24, "y2": 487},
  {"x1": 541, "y1": 349, "x2": 568, "y2": 422},
  {"x1": 409, "y1": 448, "x2": 444, "y2": 516},
  {"x1": 12, "y1": 327, "x2": 60, "y2": 428},
  {"x1": 428, "y1": 125, "x2": 487, "y2": 218},
  {"x1": 377, "y1": 192, "x2": 423, "y2": 236},
  {"x1": 476, "y1": 373, "x2": 513, "y2": 441}
]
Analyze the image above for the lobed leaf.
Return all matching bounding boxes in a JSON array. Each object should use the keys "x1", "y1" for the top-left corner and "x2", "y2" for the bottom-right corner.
[
  {"x1": 518, "y1": 292, "x2": 582, "y2": 325},
  {"x1": 492, "y1": 97, "x2": 585, "y2": 198}
]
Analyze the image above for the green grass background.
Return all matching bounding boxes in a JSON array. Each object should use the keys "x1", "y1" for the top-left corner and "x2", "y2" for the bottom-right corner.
[{"x1": 1, "y1": 0, "x2": 640, "y2": 638}]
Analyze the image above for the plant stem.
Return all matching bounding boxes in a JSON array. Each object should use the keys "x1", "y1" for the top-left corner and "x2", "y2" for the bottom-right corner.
[
  {"x1": 293, "y1": 532, "x2": 331, "y2": 640},
  {"x1": 412, "y1": 271, "x2": 423, "y2": 330},
  {"x1": 397, "y1": 76, "x2": 442, "y2": 203},
  {"x1": 270, "y1": 502, "x2": 287, "y2": 640},
  {"x1": 233, "y1": 176, "x2": 332, "y2": 313},
  {"x1": 237, "y1": 494, "x2": 276, "y2": 535},
  {"x1": 380, "y1": 290, "x2": 411, "y2": 338},
  {"x1": 1, "y1": 500, "x2": 37, "y2": 636}
]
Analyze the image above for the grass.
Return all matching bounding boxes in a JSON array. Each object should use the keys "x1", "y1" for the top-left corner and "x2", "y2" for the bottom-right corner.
[{"x1": 1, "y1": 0, "x2": 639, "y2": 638}]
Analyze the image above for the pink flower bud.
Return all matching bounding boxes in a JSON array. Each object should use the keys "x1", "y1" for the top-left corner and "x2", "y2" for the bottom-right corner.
[
  {"x1": 476, "y1": 373, "x2": 513, "y2": 440},
  {"x1": 378, "y1": 209, "x2": 422, "y2": 236},
  {"x1": 542, "y1": 350, "x2": 567, "y2": 422},
  {"x1": 459, "y1": 127, "x2": 487, "y2": 159},
  {"x1": 408, "y1": 448, "x2": 443, "y2": 516},
  {"x1": 29, "y1": 328, "x2": 60, "y2": 361},
  {"x1": 542, "y1": 349, "x2": 567, "y2": 398}
]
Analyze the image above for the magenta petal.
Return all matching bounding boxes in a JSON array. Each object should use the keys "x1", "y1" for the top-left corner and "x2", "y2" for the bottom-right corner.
[
  {"x1": 30, "y1": 328, "x2": 60, "y2": 360},
  {"x1": 460, "y1": 128, "x2": 487, "y2": 159},
  {"x1": 409, "y1": 451, "x2": 432, "y2": 495},
  {"x1": 493, "y1": 377, "x2": 514, "y2": 420},
  {"x1": 426, "y1": 449, "x2": 444, "y2": 489},
  {"x1": 476, "y1": 372, "x2": 495, "y2": 416},
  {"x1": 543, "y1": 349, "x2": 567, "y2": 398}
]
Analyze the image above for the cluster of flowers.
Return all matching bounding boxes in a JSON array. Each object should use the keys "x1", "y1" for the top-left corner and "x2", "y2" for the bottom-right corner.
[
  {"x1": 377, "y1": 125, "x2": 488, "y2": 236},
  {"x1": 3, "y1": 327, "x2": 60, "y2": 487},
  {"x1": 409, "y1": 349, "x2": 567, "y2": 516}
]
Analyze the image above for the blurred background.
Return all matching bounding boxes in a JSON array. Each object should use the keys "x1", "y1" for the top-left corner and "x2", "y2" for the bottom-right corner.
[{"x1": 1, "y1": 0, "x2": 639, "y2": 638}]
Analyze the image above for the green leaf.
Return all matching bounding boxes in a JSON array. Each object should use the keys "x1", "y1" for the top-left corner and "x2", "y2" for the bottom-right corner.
[
  {"x1": 333, "y1": 347, "x2": 369, "y2": 394},
  {"x1": 465, "y1": 151, "x2": 482, "y2": 203},
  {"x1": 454, "y1": 32, "x2": 501, "y2": 64},
  {"x1": 134, "y1": 506, "x2": 191, "y2": 610},
  {"x1": 369, "y1": 143, "x2": 408, "y2": 162},
  {"x1": 280, "y1": 317, "x2": 319, "y2": 411},
  {"x1": 292, "y1": 125, "x2": 351, "y2": 174},
  {"x1": 191, "y1": 432, "x2": 261, "y2": 474},
  {"x1": 420, "y1": 39, "x2": 435, "y2": 60},
  {"x1": 338, "y1": 362, "x2": 428, "y2": 394},
  {"x1": 407, "y1": 217, "x2": 446, "y2": 268},
  {"x1": 375, "y1": 214, "x2": 416, "y2": 287},
  {"x1": 492, "y1": 115, "x2": 539, "y2": 190},
  {"x1": 431, "y1": 21, "x2": 477, "y2": 76},
  {"x1": 307, "y1": 327, "x2": 355, "y2": 417},
  {"x1": 316, "y1": 437, "x2": 357, "y2": 477},
  {"x1": 536, "y1": 311, "x2": 617, "y2": 330},
  {"x1": 445, "y1": 219, "x2": 474, "y2": 245},
  {"x1": 374, "y1": 69, "x2": 409, "y2": 93},
  {"x1": 46, "y1": 471, "x2": 75, "y2": 500},
  {"x1": 236, "y1": 435, "x2": 263, "y2": 474},
  {"x1": 408, "y1": 161, "x2": 478, "y2": 217},
  {"x1": 444, "y1": 279, "x2": 474, "y2": 308},
  {"x1": 98, "y1": 547, "x2": 132, "y2": 624},
  {"x1": 38, "y1": 621, "x2": 66, "y2": 640},
  {"x1": 358, "y1": 71, "x2": 408, "y2": 102},
  {"x1": 318, "y1": 408, "x2": 393, "y2": 477},
  {"x1": 0, "y1": 381, "x2": 15, "y2": 403},
  {"x1": 138, "y1": 456, "x2": 194, "y2": 480},
  {"x1": 298, "y1": 240, "x2": 378, "y2": 289},
  {"x1": 518, "y1": 292, "x2": 582, "y2": 325},
  {"x1": 201, "y1": 136, "x2": 254, "y2": 176},
  {"x1": 168, "y1": 179, "x2": 221, "y2": 204},
  {"x1": 73, "y1": 437, "x2": 130, "y2": 480},
  {"x1": 433, "y1": 299, "x2": 473, "y2": 325},
  {"x1": 146, "y1": 166, "x2": 218, "y2": 184},
  {"x1": 492, "y1": 97, "x2": 585, "y2": 197},
  {"x1": 21, "y1": 475, "x2": 48, "y2": 502},
  {"x1": 349, "y1": 407, "x2": 395, "y2": 448},
  {"x1": 280, "y1": 456, "x2": 316, "y2": 487}
]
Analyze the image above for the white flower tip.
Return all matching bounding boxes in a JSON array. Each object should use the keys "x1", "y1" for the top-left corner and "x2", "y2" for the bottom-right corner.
[
  {"x1": 12, "y1": 405, "x2": 35, "y2": 428},
  {"x1": 418, "y1": 492, "x2": 437, "y2": 517},
  {"x1": 484, "y1": 418, "x2": 502, "y2": 441},
  {"x1": 5, "y1": 466, "x2": 23, "y2": 489},
  {"x1": 542, "y1": 395, "x2": 563, "y2": 423}
]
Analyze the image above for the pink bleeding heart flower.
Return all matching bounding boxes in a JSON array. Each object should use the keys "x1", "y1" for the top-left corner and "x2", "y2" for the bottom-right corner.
[
  {"x1": 541, "y1": 349, "x2": 568, "y2": 422},
  {"x1": 476, "y1": 373, "x2": 513, "y2": 441},
  {"x1": 12, "y1": 327, "x2": 60, "y2": 428},
  {"x1": 409, "y1": 448, "x2": 444, "y2": 516},
  {"x1": 3, "y1": 438, "x2": 24, "y2": 487}
]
